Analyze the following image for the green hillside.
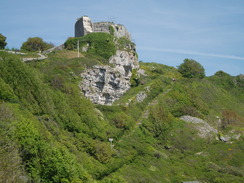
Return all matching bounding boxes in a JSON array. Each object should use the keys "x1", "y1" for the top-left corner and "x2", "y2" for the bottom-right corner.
[{"x1": 0, "y1": 34, "x2": 243, "y2": 183}]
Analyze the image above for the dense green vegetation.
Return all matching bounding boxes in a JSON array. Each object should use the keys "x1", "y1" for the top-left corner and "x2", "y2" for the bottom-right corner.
[
  {"x1": 0, "y1": 40, "x2": 243, "y2": 183},
  {"x1": 64, "y1": 32, "x2": 136, "y2": 61},
  {"x1": 21, "y1": 37, "x2": 54, "y2": 52},
  {"x1": 0, "y1": 33, "x2": 7, "y2": 49},
  {"x1": 178, "y1": 58, "x2": 205, "y2": 79},
  {"x1": 65, "y1": 33, "x2": 117, "y2": 60}
]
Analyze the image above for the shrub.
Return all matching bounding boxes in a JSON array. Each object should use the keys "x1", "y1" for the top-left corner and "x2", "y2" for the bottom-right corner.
[
  {"x1": 93, "y1": 141, "x2": 113, "y2": 163},
  {"x1": 0, "y1": 53, "x2": 53, "y2": 114},
  {"x1": 0, "y1": 33, "x2": 7, "y2": 49},
  {"x1": 0, "y1": 134, "x2": 27, "y2": 183},
  {"x1": 117, "y1": 37, "x2": 135, "y2": 52},
  {"x1": 0, "y1": 78, "x2": 18, "y2": 103},
  {"x1": 109, "y1": 25, "x2": 115, "y2": 35},
  {"x1": 214, "y1": 70, "x2": 231, "y2": 77},
  {"x1": 65, "y1": 33, "x2": 116, "y2": 60},
  {"x1": 21, "y1": 37, "x2": 54, "y2": 52},
  {"x1": 144, "y1": 102, "x2": 174, "y2": 139},
  {"x1": 130, "y1": 69, "x2": 140, "y2": 87},
  {"x1": 178, "y1": 59, "x2": 205, "y2": 79},
  {"x1": 221, "y1": 109, "x2": 241, "y2": 129}
]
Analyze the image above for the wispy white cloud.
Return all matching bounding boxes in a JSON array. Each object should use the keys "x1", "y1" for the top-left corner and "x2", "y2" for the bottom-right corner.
[{"x1": 138, "y1": 47, "x2": 244, "y2": 61}]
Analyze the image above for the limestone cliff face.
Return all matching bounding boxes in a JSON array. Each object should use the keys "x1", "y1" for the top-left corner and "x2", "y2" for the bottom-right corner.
[{"x1": 80, "y1": 50, "x2": 139, "y2": 105}]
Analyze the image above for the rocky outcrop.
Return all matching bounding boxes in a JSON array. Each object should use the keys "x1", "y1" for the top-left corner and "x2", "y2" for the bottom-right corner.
[
  {"x1": 43, "y1": 44, "x2": 64, "y2": 54},
  {"x1": 136, "y1": 91, "x2": 147, "y2": 103},
  {"x1": 109, "y1": 50, "x2": 139, "y2": 76},
  {"x1": 80, "y1": 50, "x2": 139, "y2": 105},
  {"x1": 180, "y1": 115, "x2": 218, "y2": 138},
  {"x1": 75, "y1": 16, "x2": 131, "y2": 40}
]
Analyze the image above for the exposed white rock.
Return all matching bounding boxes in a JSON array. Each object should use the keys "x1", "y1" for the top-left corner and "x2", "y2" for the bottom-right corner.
[
  {"x1": 136, "y1": 91, "x2": 147, "y2": 103},
  {"x1": 222, "y1": 129, "x2": 242, "y2": 142},
  {"x1": 80, "y1": 66, "x2": 130, "y2": 105},
  {"x1": 43, "y1": 44, "x2": 64, "y2": 54},
  {"x1": 109, "y1": 50, "x2": 139, "y2": 76},
  {"x1": 80, "y1": 50, "x2": 139, "y2": 105},
  {"x1": 180, "y1": 115, "x2": 218, "y2": 138},
  {"x1": 137, "y1": 69, "x2": 147, "y2": 76},
  {"x1": 81, "y1": 43, "x2": 89, "y2": 52}
]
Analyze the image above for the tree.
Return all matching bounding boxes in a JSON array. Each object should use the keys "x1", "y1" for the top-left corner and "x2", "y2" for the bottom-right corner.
[
  {"x1": 214, "y1": 70, "x2": 231, "y2": 77},
  {"x1": 21, "y1": 37, "x2": 54, "y2": 52},
  {"x1": 0, "y1": 33, "x2": 7, "y2": 49},
  {"x1": 178, "y1": 59, "x2": 205, "y2": 79},
  {"x1": 145, "y1": 102, "x2": 174, "y2": 139}
]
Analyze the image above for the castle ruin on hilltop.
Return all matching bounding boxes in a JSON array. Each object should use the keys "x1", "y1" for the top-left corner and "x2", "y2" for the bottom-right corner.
[
  {"x1": 75, "y1": 16, "x2": 131, "y2": 40},
  {"x1": 75, "y1": 16, "x2": 138, "y2": 105}
]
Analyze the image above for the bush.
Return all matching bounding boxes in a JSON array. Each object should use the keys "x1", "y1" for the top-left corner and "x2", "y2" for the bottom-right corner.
[
  {"x1": 0, "y1": 78, "x2": 18, "y2": 103},
  {"x1": 144, "y1": 101, "x2": 174, "y2": 139},
  {"x1": 21, "y1": 37, "x2": 54, "y2": 52},
  {"x1": 109, "y1": 25, "x2": 115, "y2": 35},
  {"x1": 0, "y1": 33, "x2": 7, "y2": 49},
  {"x1": 0, "y1": 53, "x2": 53, "y2": 114},
  {"x1": 221, "y1": 109, "x2": 241, "y2": 129},
  {"x1": 64, "y1": 33, "x2": 116, "y2": 60},
  {"x1": 214, "y1": 70, "x2": 231, "y2": 77},
  {"x1": 178, "y1": 59, "x2": 205, "y2": 79}
]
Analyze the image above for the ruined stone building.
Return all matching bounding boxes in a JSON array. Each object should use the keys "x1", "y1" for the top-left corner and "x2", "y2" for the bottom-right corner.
[{"x1": 75, "y1": 16, "x2": 131, "y2": 40}]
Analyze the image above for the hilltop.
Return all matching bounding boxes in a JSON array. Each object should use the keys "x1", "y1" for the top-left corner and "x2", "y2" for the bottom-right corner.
[{"x1": 0, "y1": 18, "x2": 244, "y2": 183}]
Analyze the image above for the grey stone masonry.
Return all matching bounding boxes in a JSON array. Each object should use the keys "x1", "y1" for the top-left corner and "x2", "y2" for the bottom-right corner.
[
  {"x1": 75, "y1": 16, "x2": 131, "y2": 40},
  {"x1": 75, "y1": 16, "x2": 93, "y2": 37}
]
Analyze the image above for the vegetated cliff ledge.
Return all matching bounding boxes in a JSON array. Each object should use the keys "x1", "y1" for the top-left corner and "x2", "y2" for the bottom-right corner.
[{"x1": 80, "y1": 50, "x2": 139, "y2": 105}]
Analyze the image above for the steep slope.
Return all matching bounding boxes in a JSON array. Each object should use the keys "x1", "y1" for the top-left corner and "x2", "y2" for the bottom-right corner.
[{"x1": 0, "y1": 43, "x2": 243, "y2": 183}]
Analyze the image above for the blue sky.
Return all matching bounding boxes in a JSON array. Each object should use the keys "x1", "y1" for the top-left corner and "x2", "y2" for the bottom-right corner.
[{"x1": 1, "y1": 0, "x2": 244, "y2": 76}]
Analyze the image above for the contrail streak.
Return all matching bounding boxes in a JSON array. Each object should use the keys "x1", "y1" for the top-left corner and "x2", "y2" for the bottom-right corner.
[{"x1": 138, "y1": 47, "x2": 244, "y2": 61}]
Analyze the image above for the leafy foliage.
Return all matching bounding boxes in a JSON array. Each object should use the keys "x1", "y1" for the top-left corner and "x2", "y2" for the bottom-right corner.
[
  {"x1": 144, "y1": 103, "x2": 174, "y2": 139},
  {"x1": 0, "y1": 77, "x2": 18, "y2": 103},
  {"x1": 109, "y1": 25, "x2": 115, "y2": 35},
  {"x1": 65, "y1": 33, "x2": 116, "y2": 60},
  {"x1": 208, "y1": 71, "x2": 244, "y2": 103},
  {"x1": 0, "y1": 33, "x2": 7, "y2": 49},
  {"x1": 21, "y1": 37, "x2": 54, "y2": 52},
  {"x1": 178, "y1": 58, "x2": 205, "y2": 79},
  {"x1": 0, "y1": 51, "x2": 243, "y2": 183},
  {"x1": 221, "y1": 109, "x2": 242, "y2": 129}
]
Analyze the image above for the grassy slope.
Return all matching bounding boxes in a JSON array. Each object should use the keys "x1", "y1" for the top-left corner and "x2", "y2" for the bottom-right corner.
[
  {"x1": 0, "y1": 49, "x2": 243, "y2": 183},
  {"x1": 112, "y1": 62, "x2": 244, "y2": 183}
]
